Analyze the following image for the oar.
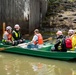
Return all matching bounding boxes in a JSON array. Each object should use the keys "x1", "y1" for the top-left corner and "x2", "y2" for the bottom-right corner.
[
  {"x1": 0, "y1": 46, "x2": 18, "y2": 51},
  {"x1": 43, "y1": 37, "x2": 52, "y2": 42}
]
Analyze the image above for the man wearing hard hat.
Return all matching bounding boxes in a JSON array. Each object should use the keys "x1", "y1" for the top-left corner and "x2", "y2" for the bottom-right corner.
[
  {"x1": 53, "y1": 30, "x2": 67, "y2": 52},
  {"x1": 12, "y1": 24, "x2": 25, "y2": 45}
]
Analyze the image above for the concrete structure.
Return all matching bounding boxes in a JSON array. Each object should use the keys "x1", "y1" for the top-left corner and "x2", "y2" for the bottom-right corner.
[
  {"x1": 26, "y1": 0, "x2": 48, "y2": 33},
  {"x1": 0, "y1": 0, "x2": 48, "y2": 35}
]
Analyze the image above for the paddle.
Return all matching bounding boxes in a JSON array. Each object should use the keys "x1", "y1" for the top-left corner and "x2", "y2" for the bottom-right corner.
[
  {"x1": 43, "y1": 37, "x2": 52, "y2": 42},
  {"x1": 0, "y1": 46, "x2": 18, "y2": 51}
]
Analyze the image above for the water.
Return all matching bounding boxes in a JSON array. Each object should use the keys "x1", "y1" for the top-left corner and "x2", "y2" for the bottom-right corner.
[{"x1": 0, "y1": 52, "x2": 76, "y2": 75}]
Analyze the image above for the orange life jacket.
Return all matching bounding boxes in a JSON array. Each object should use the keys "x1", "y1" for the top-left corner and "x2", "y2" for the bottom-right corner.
[
  {"x1": 7, "y1": 34, "x2": 12, "y2": 41},
  {"x1": 34, "y1": 33, "x2": 43, "y2": 45}
]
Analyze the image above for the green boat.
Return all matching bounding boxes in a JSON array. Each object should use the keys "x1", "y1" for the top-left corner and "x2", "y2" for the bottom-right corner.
[{"x1": 0, "y1": 42, "x2": 76, "y2": 61}]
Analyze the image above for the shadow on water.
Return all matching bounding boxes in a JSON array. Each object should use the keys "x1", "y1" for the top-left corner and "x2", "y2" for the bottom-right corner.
[{"x1": 68, "y1": 58, "x2": 76, "y2": 63}]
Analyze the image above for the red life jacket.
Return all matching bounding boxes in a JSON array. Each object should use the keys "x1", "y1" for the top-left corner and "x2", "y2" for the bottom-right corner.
[
  {"x1": 7, "y1": 34, "x2": 12, "y2": 41},
  {"x1": 65, "y1": 38, "x2": 72, "y2": 49}
]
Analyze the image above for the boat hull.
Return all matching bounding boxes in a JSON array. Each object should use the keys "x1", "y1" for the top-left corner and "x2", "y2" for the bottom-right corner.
[{"x1": 0, "y1": 43, "x2": 76, "y2": 61}]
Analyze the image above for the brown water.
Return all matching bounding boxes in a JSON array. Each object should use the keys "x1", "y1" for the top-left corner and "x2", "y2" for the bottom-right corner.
[{"x1": 0, "y1": 52, "x2": 76, "y2": 75}]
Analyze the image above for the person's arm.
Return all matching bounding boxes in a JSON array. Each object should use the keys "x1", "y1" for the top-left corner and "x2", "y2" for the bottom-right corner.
[
  {"x1": 32, "y1": 35, "x2": 38, "y2": 42},
  {"x1": 28, "y1": 35, "x2": 38, "y2": 44},
  {"x1": 3, "y1": 33, "x2": 8, "y2": 40},
  {"x1": 54, "y1": 39, "x2": 61, "y2": 46},
  {"x1": 3, "y1": 33, "x2": 12, "y2": 43}
]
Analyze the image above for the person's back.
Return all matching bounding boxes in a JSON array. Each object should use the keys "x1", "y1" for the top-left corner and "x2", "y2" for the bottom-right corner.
[
  {"x1": 61, "y1": 37, "x2": 67, "y2": 52},
  {"x1": 65, "y1": 37, "x2": 72, "y2": 49},
  {"x1": 64, "y1": 29, "x2": 73, "y2": 50},
  {"x1": 54, "y1": 30, "x2": 67, "y2": 52}
]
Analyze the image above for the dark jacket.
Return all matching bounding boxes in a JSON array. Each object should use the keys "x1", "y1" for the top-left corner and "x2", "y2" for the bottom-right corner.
[
  {"x1": 54, "y1": 35, "x2": 67, "y2": 52},
  {"x1": 12, "y1": 29, "x2": 22, "y2": 41}
]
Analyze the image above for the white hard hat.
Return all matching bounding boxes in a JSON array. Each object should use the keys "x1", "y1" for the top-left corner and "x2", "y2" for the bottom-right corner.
[
  {"x1": 56, "y1": 31, "x2": 62, "y2": 35},
  {"x1": 6, "y1": 26, "x2": 12, "y2": 30},
  {"x1": 69, "y1": 29, "x2": 74, "y2": 32},
  {"x1": 14, "y1": 24, "x2": 20, "y2": 29},
  {"x1": 68, "y1": 29, "x2": 74, "y2": 34}
]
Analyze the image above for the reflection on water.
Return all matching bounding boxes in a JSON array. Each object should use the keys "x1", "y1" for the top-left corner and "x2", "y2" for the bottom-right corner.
[{"x1": 0, "y1": 53, "x2": 76, "y2": 75}]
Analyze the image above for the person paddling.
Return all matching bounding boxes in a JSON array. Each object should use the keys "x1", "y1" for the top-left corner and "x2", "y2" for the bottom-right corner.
[{"x1": 27, "y1": 29, "x2": 43, "y2": 49}]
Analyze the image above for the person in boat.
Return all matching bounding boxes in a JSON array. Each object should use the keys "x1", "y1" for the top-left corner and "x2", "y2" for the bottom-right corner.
[
  {"x1": 71, "y1": 30, "x2": 76, "y2": 50},
  {"x1": 2, "y1": 26, "x2": 12, "y2": 45},
  {"x1": 66, "y1": 29, "x2": 74, "y2": 38},
  {"x1": 12, "y1": 24, "x2": 25, "y2": 46},
  {"x1": 27, "y1": 29, "x2": 43, "y2": 49},
  {"x1": 64, "y1": 29, "x2": 74, "y2": 50},
  {"x1": 52, "y1": 30, "x2": 67, "y2": 52}
]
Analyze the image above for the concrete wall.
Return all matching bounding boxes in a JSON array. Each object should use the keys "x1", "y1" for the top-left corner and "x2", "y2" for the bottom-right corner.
[
  {"x1": 29, "y1": 0, "x2": 48, "y2": 33},
  {"x1": 29, "y1": 0, "x2": 40, "y2": 33},
  {"x1": 0, "y1": 0, "x2": 48, "y2": 35},
  {"x1": 41, "y1": 0, "x2": 48, "y2": 17}
]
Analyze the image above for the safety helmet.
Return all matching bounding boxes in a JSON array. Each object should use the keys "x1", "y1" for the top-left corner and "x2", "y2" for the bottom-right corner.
[
  {"x1": 68, "y1": 29, "x2": 74, "y2": 34},
  {"x1": 6, "y1": 26, "x2": 12, "y2": 30},
  {"x1": 56, "y1": 31, "x2": 62, "y2": 35},
  {"x1": 14, "y1": 24, "x2": 20, "y2": 29}
]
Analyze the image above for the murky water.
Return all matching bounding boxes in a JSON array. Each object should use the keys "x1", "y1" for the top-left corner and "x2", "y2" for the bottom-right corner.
[{"x1": 0, "y1": 52, "x2": 76, "y2": 75}]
